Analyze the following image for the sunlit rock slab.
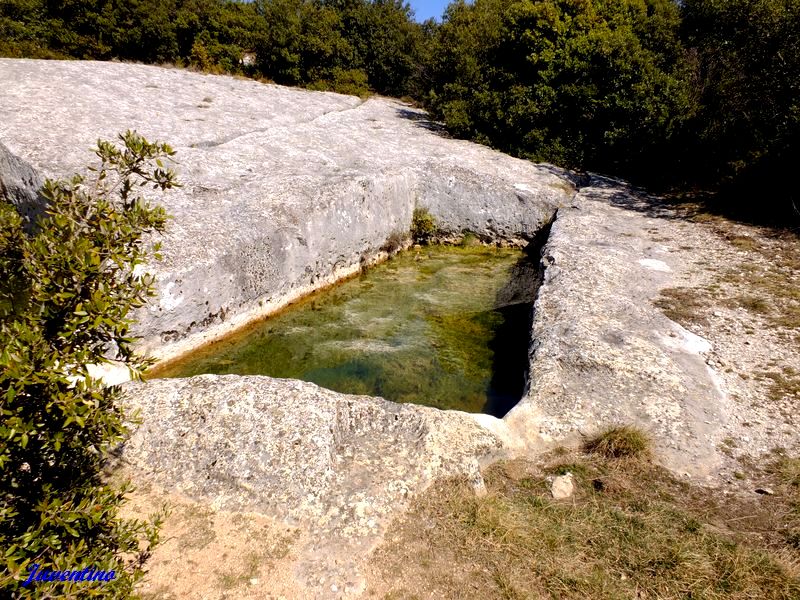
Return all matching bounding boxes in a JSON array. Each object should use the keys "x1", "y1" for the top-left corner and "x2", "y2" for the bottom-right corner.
[
  {"x1": 121, "y1": 374, "x2": 501, "y2": 593},
  {"x1": 505, "y1": 177, "x2": 732, "y2": 480},
  {"x1": 0, "y1": 59, "x2": 574, "y2": 361}
]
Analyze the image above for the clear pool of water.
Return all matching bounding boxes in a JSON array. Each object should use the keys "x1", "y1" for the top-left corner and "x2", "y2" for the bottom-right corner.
[{"x1": 152, "y1": 245, "x2": 536, "y2": 416}]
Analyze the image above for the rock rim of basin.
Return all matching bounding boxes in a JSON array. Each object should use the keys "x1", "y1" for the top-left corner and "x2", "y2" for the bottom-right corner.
[{"x1": 1, "y1": 60, "x2": 739, "y2": 596}]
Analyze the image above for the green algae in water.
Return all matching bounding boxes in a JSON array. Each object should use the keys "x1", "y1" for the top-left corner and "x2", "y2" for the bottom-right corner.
[{"x1": 154, "y1": 246, "x2": 535, "y2": 415}]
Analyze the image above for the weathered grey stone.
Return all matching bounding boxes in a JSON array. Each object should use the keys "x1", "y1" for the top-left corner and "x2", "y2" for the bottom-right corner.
[
  {"x1": 550, "y1": 473, "x2": 575, "y2": 499},
  {"x1": 503, "y1": 176, "x2": 731, "y2": 480},
  {"x1": 0, "y1": 59, "x2": 573, "y2": 365},
  {"x1": 0, "y1": 141, "x2": 45, "y2": 228},
  {"x1": 123, "y1": 375, "x2": 501, "y2": 516},
  {"x1": 121, "y1": 374, "x2": 502, "y2": 591}
]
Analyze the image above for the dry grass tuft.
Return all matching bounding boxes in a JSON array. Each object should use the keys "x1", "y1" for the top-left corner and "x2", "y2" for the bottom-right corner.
[
  {"x1": 584, "y1": 425, "x2": 652, "y2": 459},
  {"x1": 654, "y1": 286, "x2": 708, "y2": 327},
  {"x1": 688, "y1": 211, "x2": 717, "y2": 223},
  {"x1": 729, "y1": 294, "x2": 772, "y2": 314},
  {"x1": 724, "y1": 233, "x2": 760, "y2": 251},
  {"x1": 758, "y1": 368, "x2": 800, "y2": 402},
  {"x1": 771, "y1": 455, "x2": 800, "y2": 489},
  {"x1": 766, "y1": 453, "x2": 800, "y2": 552},
  {"x1": 382, "y1": 230, "x2": 409, "y2": 254}
]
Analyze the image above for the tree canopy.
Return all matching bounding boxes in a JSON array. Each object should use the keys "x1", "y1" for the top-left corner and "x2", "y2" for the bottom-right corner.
[
  {"x1": 1, "y1": 0, "x2": 797, "y2": 218},
  {"x1": 427, "y1": 0, "x2": 693, "y2": 178}
]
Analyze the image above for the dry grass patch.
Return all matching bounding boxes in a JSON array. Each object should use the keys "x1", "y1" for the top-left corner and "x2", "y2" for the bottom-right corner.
[
  {"x1": 713, "y1": 227, "x2": 800, "y2": 329},
  {"x1": 719, "y1": 264, "x2": 800, "y2": 328},
  {"x1": 372, "y1": 449, "x2": 800, "y2": 600},
  {"x1": 584, "y1": 425, "x2": 651, "y2": 459},
  {"x1": 718, "y1": 231, "x2": 761, "y2": 252},
  {"x1": 766, "y1": 453, "x2": 800, "y2": 552},
  {"x1": 654, "y1": 286, "x2": 709, "y2": 327},
  {"x1": 688, "y1": 211, "x2": 718, "y2": 224},
  {"x1": 726, "y1": 294, "x2": 771, "y2": 314},
  {"x1": 217, "y1": 551, "x2": 262, "y2": 590},
  {"x1": 772, "y1": 456, "x2": 800, "y2": 489},
  {"x1": 758, "y1": 368, "x2": 800, "y2": 403}
]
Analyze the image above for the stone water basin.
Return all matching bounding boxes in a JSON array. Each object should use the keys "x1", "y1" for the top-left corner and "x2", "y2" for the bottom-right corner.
[{"x1": 151, "y1": 245, "x2": 537, "y2": 416}]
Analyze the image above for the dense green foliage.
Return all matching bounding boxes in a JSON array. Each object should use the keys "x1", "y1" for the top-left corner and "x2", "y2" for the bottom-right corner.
[
  {"x1": 0, "y1": 132, "x2": 176, "y2": 597},
  {"x1": 427, "y1": 0, "x2": 693, "y2": 178},
  {"x1": 254, "y1": 0, "x2": 430, "y2": 96},
  {"x1": 1, "y1": 0, "x2": 797, "y2": 216},
  {"x1": 426, "y1": 0, "x2": 798, "y2": 219},
  {"x1": 680, "y1": 0, "x2": 799, "y2": 216},
  {"x1": 0, "y1": 0, "x2": 261, "y2": 68},
  {"x1": 0, "y1": 0, "x2": 430, "y2": 96}
]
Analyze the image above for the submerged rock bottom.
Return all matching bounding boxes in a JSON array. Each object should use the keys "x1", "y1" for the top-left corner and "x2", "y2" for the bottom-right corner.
[{"x1": 152, "y1": 246, "x2": 537, "y2": 416}]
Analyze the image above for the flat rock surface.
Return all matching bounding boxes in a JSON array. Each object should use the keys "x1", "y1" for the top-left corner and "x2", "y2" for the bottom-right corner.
[
  {"x1": 121, "y1": 375, "x2": 501, "y2": 594},
  {"x1": 506, "y1": 179, "x2": 731, "y2": 478},
  {"x1": 0, "y1": 59, "x2": 572, "y2": 362},
  {"x1": 506, "y1": 176, "x2": 799, "y2": 483}
]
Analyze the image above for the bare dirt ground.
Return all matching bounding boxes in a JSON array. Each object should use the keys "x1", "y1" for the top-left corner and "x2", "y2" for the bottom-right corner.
[{"x1": 125, "y1": 484, "x2": 306, "y2": 600}]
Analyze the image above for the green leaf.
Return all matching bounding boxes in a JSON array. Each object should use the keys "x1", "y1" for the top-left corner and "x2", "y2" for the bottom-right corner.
[{"x1": 1, "y1": 130, "x2": 176, "y2": 594}]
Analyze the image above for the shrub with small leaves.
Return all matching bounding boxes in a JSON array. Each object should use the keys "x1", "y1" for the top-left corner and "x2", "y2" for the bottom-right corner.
[
  {"x1": 411, "y1": 207, "x2": 436, "y2": 244},
  {"x1": 0, "y1": 131, "x2": 177, "y2": 597}
]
